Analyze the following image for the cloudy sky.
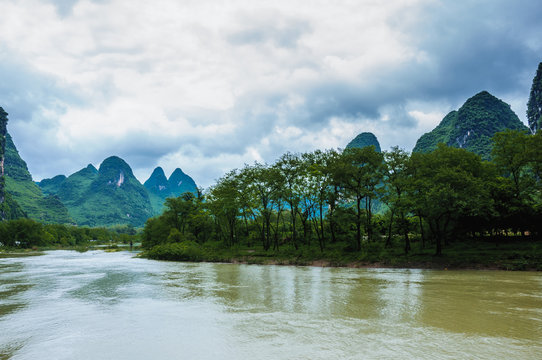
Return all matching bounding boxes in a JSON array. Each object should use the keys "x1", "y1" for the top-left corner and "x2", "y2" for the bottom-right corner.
[{"x1": 1, "y1": 0, "x2": 541, "y2": 187}]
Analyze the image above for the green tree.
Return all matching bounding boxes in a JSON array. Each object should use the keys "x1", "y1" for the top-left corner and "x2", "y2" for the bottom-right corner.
[
  {"x1": 492, "y1": 130, "x2": 532, "y2": 201},
  {"x1": 302, "y1": 149, "x2": 337, "y2": 251},
  {"x1": 409, "y1": 144, "x2": 491, "y2": 255},
  {"x1": 208, "y1": 170, "x2": 241, "y2": 247},
  {"x1": 0, "y1": 218, "x2": 44, "y2": 248},
  {"x1": 274, "y1": 153, "x2": 304, "y2": 250},
  {"x1": 142, "y1": 217, "x2": 170, "y2": 248},
  {"x1": 383, "y1": 147, "x2": 412, "y2": 253},
  {"x1": 333, "y1": 146, "x2": 384, "y2": 250}
]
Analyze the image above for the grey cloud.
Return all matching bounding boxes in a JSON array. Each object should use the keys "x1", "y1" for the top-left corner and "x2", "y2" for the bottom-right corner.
[
  {"x1": 388, "y1": 0, "x2": 542, "y2": 102},
  {"x1": 0, "y1": 55, "x2": 83, "y2": 123},
  {"x1": 235, "y1": 0, "x2": 542, "y2": 135}
]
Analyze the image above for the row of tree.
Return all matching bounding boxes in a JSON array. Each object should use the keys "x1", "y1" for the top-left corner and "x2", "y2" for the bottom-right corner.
[
  {"x1": 0, "y1": 219, "x2": 137, "y2": 248},
  {"x1": 142, "y1": 130, "x2": 542, "y2": 256}
]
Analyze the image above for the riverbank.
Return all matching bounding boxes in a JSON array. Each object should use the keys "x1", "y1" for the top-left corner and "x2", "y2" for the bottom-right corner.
[
  {"x1": 140, "y1": 238, "x2": 542, "y2": 271},
  {"x1": 0, "y1": 250, "x2": 45, "y2": 258},
  {"x1": 0, "y1": 244, "x2": 140, "y2": 258}
]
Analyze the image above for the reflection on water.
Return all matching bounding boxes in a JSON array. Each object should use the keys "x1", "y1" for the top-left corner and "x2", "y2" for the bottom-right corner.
[{"x1": 0, "y1": 251, "x2": 541, "y2": 359}]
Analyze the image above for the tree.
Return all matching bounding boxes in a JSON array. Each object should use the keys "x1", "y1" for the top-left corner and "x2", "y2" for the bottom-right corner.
[
  {"x1": 274, "y1": 153, "x2": 304, "y2": 250},
  {"x1": 333, "y1": 146, "x2": 384, "y2": 250},
  {"x1": 207, "y1": 170, "x2": 242, "y2": 246},
  {"x1": 492, "y1": 130, "x2": 532, "y2": 201},
  {"x1": 240, "y1": 163, "x2": 280, "y2": 250},
  {"x1": 409, "y1": 144, "x2": 491, "y2": 255},
  {"x1": 383, "y1": 147, "x2": 412, "y2": 253},
  {"x1": 302, "y1": 149, "x2": 337, "y2": 251},
  {"x1": 527, "y1": 62, "x2": 542, "y2": 134},
  {"x1": 492, "y1": 130, "x2": 539, "y2": 236}
]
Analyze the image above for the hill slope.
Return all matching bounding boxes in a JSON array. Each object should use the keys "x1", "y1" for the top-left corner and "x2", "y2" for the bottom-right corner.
[
  {"x1": 4, "y1": 132, "x2": 72, "y2": 223},
  {"x1": 0, "y1": 107, "x2": 26, "y2": 220},
  {"x1": 413, "y1": 91, "x2": 528, "y2": 159}
]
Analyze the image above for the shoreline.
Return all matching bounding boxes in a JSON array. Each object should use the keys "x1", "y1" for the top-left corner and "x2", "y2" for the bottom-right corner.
[
  {"x1": 2, "y1": 247, "x2": 539, "y2": 271},
  {"x1": 143, "y1": 254, "x2": 539, "y2": 271}
]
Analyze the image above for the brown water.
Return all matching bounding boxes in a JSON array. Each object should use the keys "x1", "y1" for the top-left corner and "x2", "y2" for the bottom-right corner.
[{"x1": 0, "y1": 250, "x2": 540, "y2": 359}]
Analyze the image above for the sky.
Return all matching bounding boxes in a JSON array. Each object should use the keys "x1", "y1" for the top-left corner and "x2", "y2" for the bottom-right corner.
[{"x1": 1, "y1": 0, "x2": 541, "y2": 188}]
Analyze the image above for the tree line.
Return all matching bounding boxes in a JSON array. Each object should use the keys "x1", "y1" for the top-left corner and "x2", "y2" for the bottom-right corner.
[
  {"x1": 0, "y1": 220, "x2": 137, "y2": 249},
  {"x1": 142, "y1": 129, "x2": 542, "y2": 256}
]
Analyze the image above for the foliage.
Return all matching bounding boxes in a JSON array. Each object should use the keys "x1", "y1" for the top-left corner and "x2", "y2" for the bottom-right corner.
[
  {"x1": 140, "y1": 127, "x2": 542, "y2": 262},
  {"x1": 0, "y1": 218, "x2": 138, "y2": 248},
  {"x1": 410, "y1": 145, "x2": 493, "y2": 255}
]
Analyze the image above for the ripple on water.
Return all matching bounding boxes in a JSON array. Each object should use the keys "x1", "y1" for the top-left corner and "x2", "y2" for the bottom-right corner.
[{"x1": 0, "y1": 251, "x2": 541, "y2": 360}]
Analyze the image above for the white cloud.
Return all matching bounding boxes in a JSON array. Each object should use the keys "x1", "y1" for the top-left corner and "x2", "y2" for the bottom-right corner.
[{"x1": 1, "y1": 0, "x2": 540, "y2": 187}]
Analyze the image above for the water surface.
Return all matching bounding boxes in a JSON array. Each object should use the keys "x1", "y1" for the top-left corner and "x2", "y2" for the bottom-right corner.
[{"x1": 0, "y1": 251, "x2": 540, "y2": 359}]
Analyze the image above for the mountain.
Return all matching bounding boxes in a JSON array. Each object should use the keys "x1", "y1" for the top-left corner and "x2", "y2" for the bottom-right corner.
[
  {"x1": 40, "y1": 157, "x2": 153, "y2": 227},
  {"x1": 39, "y1": 164, "x2": 98, "y2": 208},
  {"x1": 3, "y1": 131, "x2": 72, "y2": 223},
  {"x1": 345, "y1": 132, "x2": 382, "y2": 152},
  {"x1": 144, "y1": 167, "x2": 198, "y2": 214},
  {"x1": 168, "y1": 168, "x2": 197, "y2": 196},
  {"x1": 38, "y1": 175, "x2": 67, "y2": 195},
  {"x1": 527, "y1": 62, "x2": 542, "y2": 133},
  {"x1": 0, "y1": 107, "x2": 26, "y2": 220},
  {"x1": 144, "y1": 167, "x2": 170, "y2": 215},
  {"x1": 144, "y1": 167, "x2": 169, "y2": 195},
  {"x1": 413, "y1": 91, "x2": 529, "y2": 159}
]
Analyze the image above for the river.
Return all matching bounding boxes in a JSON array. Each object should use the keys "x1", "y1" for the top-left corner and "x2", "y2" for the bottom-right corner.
[{"x1": 0, "y1": 250, "x2": 541, "y2": 359}]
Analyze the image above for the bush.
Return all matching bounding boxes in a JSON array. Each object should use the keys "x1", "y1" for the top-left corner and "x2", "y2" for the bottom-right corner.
[{"x1": 144, "y1": 241, "x2": 205, "y2": 261}]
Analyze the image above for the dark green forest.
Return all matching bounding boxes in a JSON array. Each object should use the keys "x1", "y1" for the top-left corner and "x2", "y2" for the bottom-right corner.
[
  {"x1": 140, "y1": 129, "x2": 542, "y2": 269},
  {"x1": 0, "y1": 220, "x2": 137, "y2": 250}
]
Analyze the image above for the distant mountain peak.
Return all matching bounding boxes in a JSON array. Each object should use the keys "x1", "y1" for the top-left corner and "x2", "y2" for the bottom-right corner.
[
  {"x1": 144, "y1": 166, "x2": 169, "y2": 194},
  {"x1": 168, "y1": 168, "x2": 197, "y2": 195},
  {"x1": 413, "y1": 91, "x2": 528, "y2": 159},
  {"x1": 86, "y1": 164, "x2": 98, "y2": 173},
  {"x1": 345, "y1": 132, "x2": 381, "y2": 152},
  {"x1": 144, "y1": 166, "x2": 198, "y2": 215}
]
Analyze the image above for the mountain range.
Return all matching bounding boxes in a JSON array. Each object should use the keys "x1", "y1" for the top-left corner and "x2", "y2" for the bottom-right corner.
[
  {"x1": 143, "y1": 166, "x2": 198, "y2": 215},
  {"x1": 0, "y1": 89, "x2": 532, "y2": 227},
  {"x1": 1, "y1": 119, "x2": 197, "y2": 227},
  {"x1": 37, "y1": 156, "x2": 197, "y2": 227}
]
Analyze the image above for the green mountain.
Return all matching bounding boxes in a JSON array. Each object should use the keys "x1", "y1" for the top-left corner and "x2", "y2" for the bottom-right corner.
[
  {"x1": 345, "y1": 132, "x2": 382, "y2": 152},
  {"x1": 413, "y1": 91, "x2": 529, "y2": 159},
  {"x1": 3, "y1": 131, "x2": 72, "y2": 223},
  {"x1": 168, "y1": 168, "x2": 197, "y2": 196},
  {"x1": 0, "y1": 107, "x2": 26, "y2": 220},
  {"x1": 40, "y1": 157, "x2": 153, "y2": 227},
  {"x1": 38, "y1": 174, "x2": 67, "y2": 195},
  {"x1": 144, "y1": 167, "x2": 169, "y2": 215},
  {"x1": 144, "y1": 167, "x2": 198, "y2": 215}
]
